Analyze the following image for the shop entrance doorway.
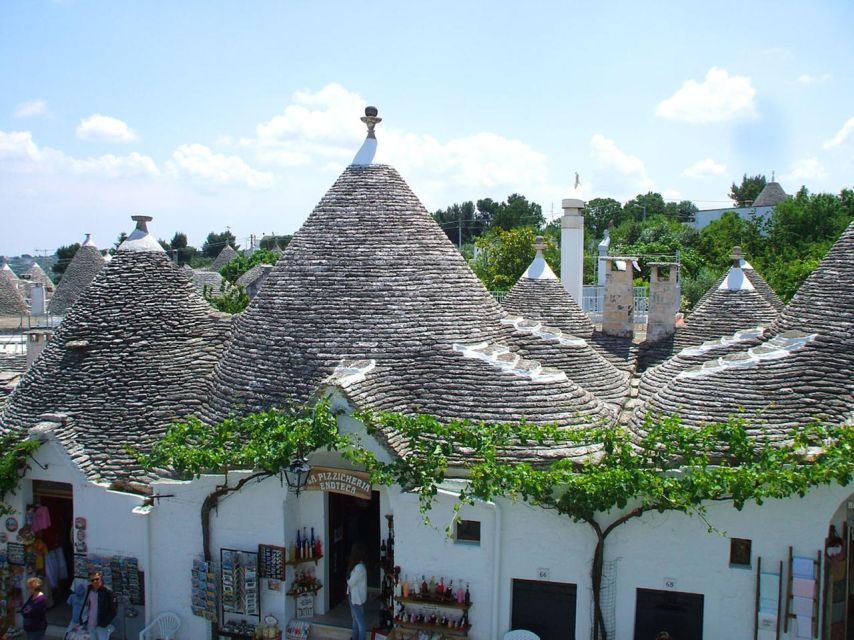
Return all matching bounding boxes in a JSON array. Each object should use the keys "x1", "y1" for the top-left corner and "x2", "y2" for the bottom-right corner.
[
  {"x1": 31, "y1": 480, "x2": 74, "y2": 627},
  {"x1": 327, "y1": 490, "x2": 381, "y2": 610},
  {"x1": 634, "y1": 588, "x2": 704, "y2": 640}
]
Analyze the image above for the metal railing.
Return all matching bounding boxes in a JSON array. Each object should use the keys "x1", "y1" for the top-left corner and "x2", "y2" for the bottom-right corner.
[{"x1": 582, "y1": 285, "x2": 649, "y2": 324}]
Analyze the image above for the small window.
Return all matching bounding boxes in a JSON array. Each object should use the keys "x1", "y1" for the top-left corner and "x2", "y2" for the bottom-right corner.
[
  {"x1": 730, "y1": 538, "x2": 752, "y2": 567},
  {"x1": 455, "y1": 520, "x2": 481, "y2": 545}
]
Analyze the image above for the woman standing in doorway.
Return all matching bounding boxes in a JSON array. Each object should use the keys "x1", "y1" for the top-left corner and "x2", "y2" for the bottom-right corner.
[
  {"x1": 20, "y1": 577, "x2": 48, "y2": 640},
  {"x1": 346, "y1": 542, "x2": 367, "y2": 640}
]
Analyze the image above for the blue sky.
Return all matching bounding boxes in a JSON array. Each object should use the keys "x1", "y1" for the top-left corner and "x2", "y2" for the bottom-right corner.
[{"x1": 1, "y1": 0, "x2": 852, "y2": 256}]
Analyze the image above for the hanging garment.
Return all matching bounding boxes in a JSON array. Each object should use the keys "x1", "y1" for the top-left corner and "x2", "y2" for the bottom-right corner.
[
  {"x1": 46, "y1": 547, "x2": 69, "y2": 588},
  {"x1": 31, "y1": 505, "x2": 51, "y2": 533}
]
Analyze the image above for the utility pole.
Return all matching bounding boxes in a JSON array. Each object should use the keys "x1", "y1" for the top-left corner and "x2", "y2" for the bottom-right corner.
[{"x1": 458, "y1": 208, "x2": 462, "y2": 249}]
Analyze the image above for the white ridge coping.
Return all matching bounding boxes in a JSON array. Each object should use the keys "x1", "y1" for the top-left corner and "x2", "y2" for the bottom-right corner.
[
  {"x1": 678, "y1": 331, "x2": 817, "y2": 379},
  {"x1": 119, "y1": 227, "x2": 166, "y2": 253},
  {"x1": 453, "y1": 342, "x2": 567, "y2": 384},
  {"x1": 719, "y1": 266, "x2": 755, "y2": 291},
  {"x1": 522, "y1": 250, "x2": 557, "y2": 280},
  {"x1": 679, "y1": 326, "x2": 766, "y2": 357},
  {"x1": 501, "y1": 315, "x2": 587, "y2": 346},
  {"x1": 329, "y1": 359, "x2": 376, "y2": 386},
  {"x1": 352, "y1": 137, "x2": 378, "y2": 166}
]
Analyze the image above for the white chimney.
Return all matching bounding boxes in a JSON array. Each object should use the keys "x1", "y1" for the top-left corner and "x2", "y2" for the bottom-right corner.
[
  {"x1": 560, "y1": 198, "x2": 585, "y2": 306},
  {"x1": 30, "y1": 283, "x2": 46, "y2": 316}
]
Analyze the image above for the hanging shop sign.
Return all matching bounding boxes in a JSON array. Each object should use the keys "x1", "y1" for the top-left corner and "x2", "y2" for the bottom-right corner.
[{"x1": 304, "y1": 466, "x2": 371, "y2": 500}]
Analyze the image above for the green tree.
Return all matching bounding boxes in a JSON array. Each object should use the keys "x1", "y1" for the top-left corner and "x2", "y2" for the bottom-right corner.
[
  {"x1": 219, "y1": 248, "x2": 281, "y2": 284},
  {"x1": 202, "y1": 230, "x2": 238, "y2": 259},
  {"x1": 491, "y1": 194, "x2": 545, "y2": 231},
  {"x1": 664, "y1": 200, "x2": 699, "y2": 222},
  {"x1": 729, "y1": 174, "x2": 767, "y2": 206},
  {"x1": 623, "y1": 192, "x2": 666, "y2": 222},
  {"x1": 203, "y1": 281, "x2": 250, "y2": 314},
  {"x1": 584, "y1": 197, "x2": 624, "y2": 241},
  {"x1": 52, "y1": 243, "x2": 80, "y2": 281},
  {"x1": 472, "y1": 227, "x2": 557, "y2": 291},
  {"x1": 696, "y1": 211, "x2": 764, "y2": 272},
  {"x1": 259, "y1": 235, "x2": 292, "y2": 251},
  {"x1": 432, "y1": 201, "x2": 481, "y2": 246}
]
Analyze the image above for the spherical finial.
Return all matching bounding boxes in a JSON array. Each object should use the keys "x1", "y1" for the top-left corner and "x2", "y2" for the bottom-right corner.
[{"x1": 365, "y1": 106, "x2": 379, "y2": 117}]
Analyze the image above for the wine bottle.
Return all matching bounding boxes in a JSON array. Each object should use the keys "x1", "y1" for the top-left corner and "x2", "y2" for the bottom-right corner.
[
  {"x1": 380, "y1": 540, "x2": 387, "y2": 562},
  {"x1": 456, "y1": 581, "x2": 465, "y2": 604},
  {"x1": 296, "y1": 530, "x2": 302, "y2": 559},
  {"x1": 420, "y1": 575, "x2": 428, "y2": 596},
  {"x1": 402, "y1": 575, "x2": 410, "y2": 598},
  {"x1": 464, "y1": 583, "x2": 471, "y2": 605},
  {"x1": 429, "y1": 576, "x2": 436, "y2": 596},
  {"x1": 437, "y1": 576, "x2": 445, "y2": 597}
]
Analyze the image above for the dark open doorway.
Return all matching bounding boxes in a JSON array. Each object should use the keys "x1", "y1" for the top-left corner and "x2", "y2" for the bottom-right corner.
[
  {"x1": 511, "y1": 578, "x2": 577, "y2": 640},
  {"x1": 31, "y1": 480, "x2": 74, "y2": 627},
  {"x1": 634, "y1": 588, "x2": 704, "y2": 640},
  {"x1": 327, "y1": 490, "x2": 381, "y2": 610}
]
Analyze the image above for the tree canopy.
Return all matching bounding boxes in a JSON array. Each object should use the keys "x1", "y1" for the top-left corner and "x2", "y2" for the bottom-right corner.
[
  {"x1": 729, "y1": 173, "x2": 767, "y2": 206},
  {"x1": 52, "y1": 243, "x2": 80, "y2": 280},
  {"x1": 202, "y1": 230, "x2": 238, "y2": 258}
]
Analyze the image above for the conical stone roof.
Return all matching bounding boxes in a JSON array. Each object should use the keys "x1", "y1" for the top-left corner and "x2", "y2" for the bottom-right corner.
[
  {"x1": 502, "y1": 241, "x2": 594, "y2": 339},
  {"x1": 209, "y1": 244, "x2": 238, "y2": 272},
  {"x1": 695, "y1": 251, "x2": 783, "y2": 312},
  {"x1": 48, "y1": 235, "x2": 106, "y2": 315},
  {"x1": 0, "y1": 217, "x2": 231, "y2": 484},
  {"x1": 633, "y1": 221, "x2": 854, "y2": 437},
  {"x1": 501, "y1": 242, "x2": 629, "y2": 407},
  {"x1": 753, "y1": 181, "x2": 787, "y2": 207},
  {"x1": 672, "y1": 265, "x2": 778, "y2": 351},
  {"x1": 206, "y1": 163, "x2": 613, "y2": 458},
  {"x1": 0, "y1": 264, "x2": 27, "y2": 315},
  {"x1": 23, "y1": 263, "x2": 54, "y2": 293}
]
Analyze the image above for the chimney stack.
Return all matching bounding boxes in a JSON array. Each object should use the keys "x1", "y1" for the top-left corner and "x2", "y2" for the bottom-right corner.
[
  {"x1": 601, "y1": 256, "x2": 637, "y2": 338},
  {"x1": 26, "y1": 329, "x2": 53, "y2": 369},
  {"x1": 646, "y1": 262, "x2": 680, "y2": 342},
  {"x1": 560, "y1": 198, "x2": 585, "y2": 306}
]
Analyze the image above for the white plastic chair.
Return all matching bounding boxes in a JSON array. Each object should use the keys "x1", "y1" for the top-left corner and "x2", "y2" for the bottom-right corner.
[
  {"x1": 503, "y1": 631, "x2": 540, "y2": 640},
  {"x1": 139, "y1": 611, "x2": 181, "y2": 640}
]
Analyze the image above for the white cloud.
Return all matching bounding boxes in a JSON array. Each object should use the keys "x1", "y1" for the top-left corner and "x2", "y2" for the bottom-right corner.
[
  {"x1": 587, "y1": 133, "x2": 655, "y2": 199},
  {"x1": 655, "y1": 67, "x2": 758, "y2": 123},
  {"x1": 245, "y1": 83, "x2": 550, "y2": 203},
  {"x1": 823, "y1": 117, "x2": 854, "y2": 149},
  {"x1": 13, "y1": 100, "x2": 48, "y2": 119},
  {"x1": 0, "y1": 131, "x2": 41, "y2": 163},
  {"x1": 76, "y1": 114, "x2": 138, "y2": 143},
  {"x1": 0, "y1": 129, "x2": 159, "y2": 178},
  {"x1": 796, "y1": 73, "x2": 830, "y2": 85},
  {"x1": 683, "y1": 158, "x2": 727, "y2": 178},
  {"x1": 167, "y1": 144, "x2": 274, "y2": 188},
  {"x1": 783, "y1": 157, "x2": 827, "y2": 183}
]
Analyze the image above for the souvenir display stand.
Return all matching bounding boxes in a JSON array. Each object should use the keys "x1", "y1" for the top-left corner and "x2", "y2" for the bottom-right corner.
[
  {"x1": 784, "y1": 546, "x2": 820, "y2": 639},
  {"x1": 392, "y1": 573, "x2": 473, "y2": 638},
  {"x1": 754, "y1": 556, "x2": 783, "y2": 640},
  {"x1": 219, "y1": 548, "x2": 261, "y2": 638}
]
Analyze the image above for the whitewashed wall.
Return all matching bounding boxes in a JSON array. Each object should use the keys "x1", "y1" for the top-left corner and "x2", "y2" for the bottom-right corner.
[{"x1": 12, "y1": 427, "x2": 854, "y2": 639}]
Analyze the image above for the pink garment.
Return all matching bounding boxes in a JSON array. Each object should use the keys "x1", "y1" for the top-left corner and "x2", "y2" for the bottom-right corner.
[{"x1": 31, "y1": 505, "x2": 51, "y2": 532}]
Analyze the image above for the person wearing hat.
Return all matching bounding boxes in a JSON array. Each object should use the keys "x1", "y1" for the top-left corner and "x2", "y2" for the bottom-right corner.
[{"x1": 81, "y1": 572, "x2": 117, "y2": 640}]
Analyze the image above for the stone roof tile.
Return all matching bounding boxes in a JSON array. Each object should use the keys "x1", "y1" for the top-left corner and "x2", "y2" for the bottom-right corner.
[
  {"x1": 0, "y1": 223, "x2": 231, "y2": 485},
  {"x1": 47, "y1": 236, "x2": 106, "y2": 315}
]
